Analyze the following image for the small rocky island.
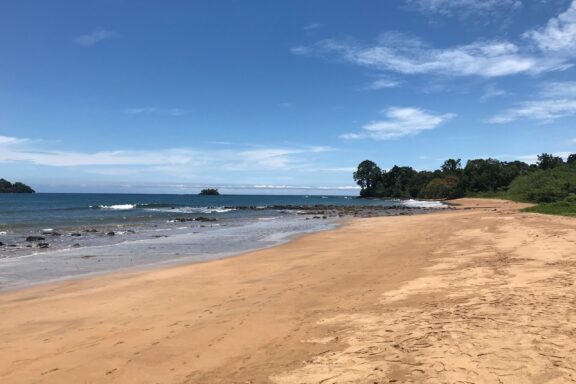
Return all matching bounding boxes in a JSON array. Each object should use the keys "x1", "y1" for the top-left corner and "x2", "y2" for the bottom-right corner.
[
  {"x1": 199, "y1": 188, "x2": 220, "y2": 196},
  {"x1": 0, "y1": 178, "x2": 35, "y2": 193}
]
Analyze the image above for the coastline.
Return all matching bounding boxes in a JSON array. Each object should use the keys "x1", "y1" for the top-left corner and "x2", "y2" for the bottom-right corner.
[
  {"x1": 0, "y1": 198, "x2": 445, "y2": 291},
  {"x1": 0, "y1": 218, "x2": 341, "y2": 293},
  {"x1": 2, "y1": 198, "x2": 576, "y2": 383}
]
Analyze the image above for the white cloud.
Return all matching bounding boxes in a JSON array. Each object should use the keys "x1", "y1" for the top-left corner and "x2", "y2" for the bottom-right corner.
[
  {"x1": 232, "y1": 146, "x2": 333, "y2": 170},
  {"x1": 250, "y1": 184, "x2": 358, "y2": 190},
  {"x1": 495, "y1": 151, "x2": 574, "y2": 163},
  {"x1": 293, "y1": 35, "x2": 569, "y2": 78},
  {"x1": 0, "y1": 148, "x2": 193, "y2": 167},
  {"x1": 303, "y1": 23, "x2": 321, "y2": 30},
  {"x1": 404, "y1": 0, "x2": 522, "y2": 17},
  {"x1": 341, "y1": 107, "x2": 455, "y2": 140},
  {"x1": 73, "y1": 29, "x2": 118, "y2": 47},
  {"x1": 293, "y1": 2, "x2": 576, "y2": 80},
  {"x1": 540, "y1": 80, "x2": 576, "y2": 98},
  {"x1": 488, "y1": 98, "x2": 576, "y2": 123},
  {"x1": 524, "y1": 1, "x2": 576, "y2": 52},
  {"x1": 365, "y1": 78, "x2": 401, "y2": 90},
  {"x1": 0, "y1": 136, "x2": 335, "y2": 175},
  {"x1": 489, "y1": 79, "x2": 576, "y2": 123},
  {"x1": 0, "y1": 135, "x2": 26, "y2": 145},
  {"x1": 480, "y1": 84, "x2": 507, "y2": 101}
]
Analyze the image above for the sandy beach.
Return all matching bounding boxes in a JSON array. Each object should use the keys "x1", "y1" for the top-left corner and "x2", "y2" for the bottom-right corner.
[{"x1": 1, "y1": 198, "x2": 576, "y2": 383}]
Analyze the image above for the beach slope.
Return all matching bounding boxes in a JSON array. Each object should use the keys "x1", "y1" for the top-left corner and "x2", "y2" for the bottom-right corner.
[{"x1": 1, "y1": 199, "x2": 576, "y2": 383}]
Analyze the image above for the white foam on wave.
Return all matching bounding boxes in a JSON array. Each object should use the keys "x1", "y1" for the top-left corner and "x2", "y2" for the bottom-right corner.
[
  {"x1": 97, "y1": 204, "x2": 137, "y2": 210},
  {"x1": 401, "y1": 199, "x2": 446, "y2": 208},
  {"x1": 146, "y1": 206, "x2": 236, "y2": 214}
]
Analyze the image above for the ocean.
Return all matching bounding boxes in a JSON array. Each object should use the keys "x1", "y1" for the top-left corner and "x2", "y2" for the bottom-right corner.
[{"x1": 0, "y1": 193, "x2": 445, "y2": 289}]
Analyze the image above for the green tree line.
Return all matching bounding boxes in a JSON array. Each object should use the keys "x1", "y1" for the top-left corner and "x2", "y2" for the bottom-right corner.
[{"x1": 353, "y1": 153, "x2": 576, "y2": 203}]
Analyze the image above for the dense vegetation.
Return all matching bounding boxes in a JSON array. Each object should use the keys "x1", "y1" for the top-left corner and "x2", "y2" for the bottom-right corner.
[
  {"x1": 199, "y1": 188, "x2": 220, "y2": 196},
  {"x1": 0, "y1": 178, "x2": 35, "y2": 193},
  {"x1": 353, "y1": 153, "x2": 576, "y2": 213},
  {"x1": 523, "y1": 197, "x2": 576, "y2": 217}
]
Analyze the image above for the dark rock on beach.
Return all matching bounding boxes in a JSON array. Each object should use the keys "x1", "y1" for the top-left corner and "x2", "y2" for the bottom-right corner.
[
  {"x1": 195, "y1": 217, "x2": 217, "y2": 222},
  {"x1": 26, "y1": 236, "x2": 45, "y2": 242},
  {"x1": 37, "y1": 243, "x2": 49, "y2": 249},
  {"x1": 171, "y1": 217, "x2": 217, "y2": 223},
  {"x1": 106, "y1": 232, "x2": 115, "y2": 236}
]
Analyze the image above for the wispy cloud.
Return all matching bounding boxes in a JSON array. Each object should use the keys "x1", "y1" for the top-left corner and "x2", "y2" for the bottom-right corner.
[
  {"x1": 489, "y1": 79, "x2": 576, "y2": 123},
  {"x1": 0, "y1": 135, "x2": 335, "y2": 176},
  {"x1": 123, "y1": 107, "x2": 189, "y2": 117},
  {"x1": 540, "y1": 81, "x2": 576, "y2": 98},
  {"x1": 292, "y1": 33, "x2": 569, "y2": 78},
  {"x1": 488, "y1": 99, "x2": 576, "y2": 123},
  {"x1": 293, "y1": 2, "x2": 576, "y2": 80},
  {"x1": 232, "y1": 146, "x2": 333, "y2": 170},
  {"x1": 73, "y1": 29, "x2": 118, "y2": 47},
  {"x1": 341, "y1": 107, "x2": 455, "y2": 140},
  {"x1": 364, "y1": 77, "x2": 401, "y2": 90},
  {"x1": 495, "y1": 151, "x2": 574, "y2": 163},
  {"x1": 303, "y1": 23, "x2": 321, "y2": 31},
  {"x1": 480, "y1": 84, "x2": 507, "y2": 102},
  {"x1": 0, "y1": 135, "x2": 26, "y2": 145},
  {"x1": 403, "y1": 0, "x2": 522, "y2": 17},
  {"x1": 524, "y1": 1, "x2": 576, "y2": 52}
]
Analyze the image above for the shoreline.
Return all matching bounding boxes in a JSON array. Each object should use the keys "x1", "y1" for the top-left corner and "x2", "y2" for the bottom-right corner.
[
  {"x1": 3, "y1": 198, "x2": 575, "y2": 383},
  {"x1": 0, "y1": 219, "x2": 342, "y2": 294},
  {"x1": 0, "y1": 202, "x2": 446, "y2": 291}
]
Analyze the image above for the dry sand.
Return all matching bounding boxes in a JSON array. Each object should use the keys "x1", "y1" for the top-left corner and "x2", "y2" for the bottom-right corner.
[{"x1": 1, "y1": 198, "x2": 576, "y2": 383}]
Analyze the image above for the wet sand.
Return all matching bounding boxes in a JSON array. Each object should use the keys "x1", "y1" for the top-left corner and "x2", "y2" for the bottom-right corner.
[{"x1": 1, "y1": 198, "x2": 576, "y2": 383}]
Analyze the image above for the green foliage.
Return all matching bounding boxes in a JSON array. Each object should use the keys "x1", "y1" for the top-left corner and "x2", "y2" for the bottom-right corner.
[
  {"x1": 440, "y1": 159, "x2": 462, "y2": 175},
  {"x1": 523, "y1": 200, "x2": 576, "y2": 217},
  {"x1": 508, "y1": 166, "x2": 576, "y2": 203},
  {"x1": 199, "y1": 188, "x2": 220, "y2": 196},
  {"x1": 377, "y1": 166, "x2": 419, "y2": 198},
  {"x1": 0, "y1": 179, "x2": 35, "y2": 193},
  {"x1": 420, "y1": 176, "x2": 463, "y2": 199},
  {"x1": 353, "y1": 152, "x2": 574, "y2": 202},
  {"x1": 460, "y1": 158, "x2": 525, "y2": 192},
  {"x1": 353, "y1": 160, "x2": 382, "y2": 197},
  {"x1": 537, "y1": 153, "x2": 564, "y2": 170}
]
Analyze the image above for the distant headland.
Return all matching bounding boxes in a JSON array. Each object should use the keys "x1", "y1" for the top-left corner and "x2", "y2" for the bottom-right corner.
[{"x1": 0, "y1": 178, "x2": 35, "y2": 193}]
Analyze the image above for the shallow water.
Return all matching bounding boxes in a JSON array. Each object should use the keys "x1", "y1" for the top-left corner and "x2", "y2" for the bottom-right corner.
[{"x1": 0, "y1": 193, "x2": 445, "y2": 289}]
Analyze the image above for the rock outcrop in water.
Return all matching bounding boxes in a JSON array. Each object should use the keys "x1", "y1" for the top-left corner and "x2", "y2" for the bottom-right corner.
[
  {"x1": 199, "y1": 188, "x2": 220, "y2": 196},
  {"x1": 0, "y1": 179, "x2": 35, "y2": 193}
]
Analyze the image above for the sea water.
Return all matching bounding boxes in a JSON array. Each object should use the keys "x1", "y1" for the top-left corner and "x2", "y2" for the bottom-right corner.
[{"x1": 0, "y1": 193, "x2": 445, "y2": 289}]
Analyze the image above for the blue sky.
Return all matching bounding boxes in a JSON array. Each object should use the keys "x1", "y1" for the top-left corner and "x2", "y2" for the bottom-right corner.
[{"x1": 1, "y1": 0, "x2": 576, "y2": 194}]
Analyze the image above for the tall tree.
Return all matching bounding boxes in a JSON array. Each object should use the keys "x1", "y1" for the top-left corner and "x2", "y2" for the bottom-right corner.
[
  {"x1": 441, "y1": 159, "x2": 462, "y2": 175},
  {"x1": 353, "y1": 160, "x2": 382, "y2": 197},
  {"x1": 537, "y1": 153, "x2": 564, "y2": 170}
]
